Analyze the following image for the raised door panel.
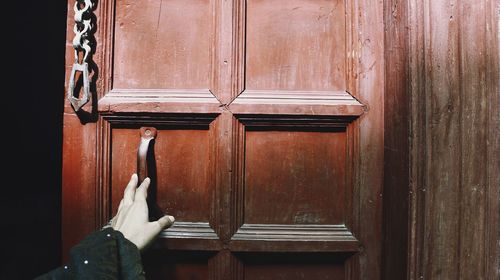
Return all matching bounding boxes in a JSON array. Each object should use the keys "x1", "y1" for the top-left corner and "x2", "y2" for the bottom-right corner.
[
  {"x1": 230, "y1": 116, "x2": 359, "y2": 255},
  {"x1": 231, "y1": 0, "x2": 362, "y2": 117},
  {"x1": 246, "y1": 0, "x2": 346, "y2": 91},
  {"x1": 102, "y1": 115, "x2": 221, "y2": 249},
  {"x1": 110, "y1": 127, "x2": 213, "y2": 222},
  {"x1": 113, "y1": 0, "x2": 214, "y2": 89},
  {"x1": 99, "y1": 0, "x2": 220, "y2": 114},
  {"x1": 244, "y1": 129, "x2": 347, "y2": 225}
]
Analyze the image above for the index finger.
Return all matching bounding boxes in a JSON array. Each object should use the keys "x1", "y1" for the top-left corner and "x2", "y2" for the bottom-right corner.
[{"x1": 123, "y1": 173, "x2": 138, "y2": 205}]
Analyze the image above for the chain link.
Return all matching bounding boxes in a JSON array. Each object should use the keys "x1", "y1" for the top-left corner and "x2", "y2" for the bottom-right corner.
[
  {"x1": 68, "y1": 0, "x2": 94, "y2": 111},
  {"x1": 72, "y1": 0, "x2": 93, "y2": 63}
]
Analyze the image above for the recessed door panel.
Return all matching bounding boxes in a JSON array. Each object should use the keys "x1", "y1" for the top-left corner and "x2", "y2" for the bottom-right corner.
[
  {"x1": 110, "y1": 127, "x2": 212, "y2": 223},
  {"x1": 142, "y1": 251, "x2": 212, "y2": 280},
  {"x1": 244, "y1": 129, "x2": 347, "y2": 225},
  {"x1": 113, "y1": 0, "x2": 213, "y2": 89},
  {"x1": 239, "y1": 253, "x2": 346, "y2": 280},
  {"x1": 246, "y1": 0, "x2": 346, "y2": 91}
]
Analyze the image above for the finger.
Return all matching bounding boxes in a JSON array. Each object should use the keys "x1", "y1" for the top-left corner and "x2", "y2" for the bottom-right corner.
[
  {"x1": 123, "y1": 173, "x2": 138, "y2": 205},
  {"x1": 156, "y1": 215, "x2": 175, "y2": 231},
  {"x1": 117, "y1": 199, "x2": 124, "y2": 212},
  {"x1": 134, "y1": 177, "x2": 150, "y2": 201}
]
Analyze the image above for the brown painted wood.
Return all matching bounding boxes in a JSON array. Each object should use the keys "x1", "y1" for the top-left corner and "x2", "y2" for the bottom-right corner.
[
  {"x1": 98, "y1": 89, "x2": 222, "y2": 114},
  {"x1": 245, "y1": 0, "x2": 346, "y2": 91},
  {"x1": 346, "y1": 0, "x2": 385, "y2": 278},
  {"x1": 485, "y1": 1, "x2": 500, "y2": 278},
  {"x1": 382, "y1": 0, "x2": 409, "y2": 279},
  {"x1": 60, "y1": 0, "x2": 499, "y2": 278},
  {"x1": 244, "y1": 130, "x2": 347, "y2": 225},
  {"x1": 458, "y1": 2, "x2": 489, "y2": 279},
  {"x1": 113, "y1": 0, "x2": 213, "y2": 89},
  {"x1": 407, "y1": 0, "x2": 500, "y2": 279},
  {"x1": 141, "y1": 250, "x2": 213, "y2": 280},
  {"x1": 63, "y1": 0, "x2": 387, "y2": 279},
  {"x1": 239, "y1": 253, "x2": 347, "y2": 280},
  {"x1": 61, "y1": 114, "x2": 97, "y2": 261},
  {"x1": 230, "y1": 90, "x2": 365, "y2": 116}
]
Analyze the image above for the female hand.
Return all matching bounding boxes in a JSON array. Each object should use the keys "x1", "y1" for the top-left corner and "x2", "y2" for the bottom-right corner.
[{"x1": 111, "y1": 174, "x2": 175, "y2": 250}]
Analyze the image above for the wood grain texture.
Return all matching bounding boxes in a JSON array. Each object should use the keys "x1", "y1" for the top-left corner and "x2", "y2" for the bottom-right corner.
[
  {"x1": 407, "y1": 0, "x2": 426, "y2": 277},
  {"x1": 407, "y1": 0, "x2": 500, "y2": 279},
  {"x1": 231, "y1": 224, "x2": 360, "y2": 253},
  {"x1": 485, "y1": 1, "x2": 500, "y2": 278},
  {"x1": 246, "y1": 0, "x2": 346, "y2": 91},
  {"x1": 346, "y1": 0, "x2": 385, "y2": 279},
  {"x1": 61, "y1": 114, "x2": 97, "y2": 261},
  {"x1": 98, "y1": 89, "x2": 222, "y2": 114},
  {"x1": 230, "y1": 90, "x2": 365, "y2": 116},
  {"x1": 113, "y1": 0, "x2": 213, "y2": 89},
  {"x1": 232, "y1": 224, "x2": 357, "y2": 242},
  {"x1": 425, "y1": 2, "x2": 461, "y2": 277},
  {"x1": 458, "y1": 1, "x2": 489, "y2": 279},
  {"x1": 382, "y1": 0, "x2": 409, "y2": 279},
  {"x1": 244, "y1": 130, "x2": 347, "y2": 225}
]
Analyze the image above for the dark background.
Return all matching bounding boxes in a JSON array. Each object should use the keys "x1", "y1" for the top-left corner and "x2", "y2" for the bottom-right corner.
[{"x1": 6, "y1": 2, "x2": 67, "y2": 279}]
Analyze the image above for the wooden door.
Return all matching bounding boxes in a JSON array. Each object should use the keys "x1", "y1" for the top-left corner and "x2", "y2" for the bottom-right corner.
[{"x1": 63, "y1": 0, "x2": 384, "y2": 279}]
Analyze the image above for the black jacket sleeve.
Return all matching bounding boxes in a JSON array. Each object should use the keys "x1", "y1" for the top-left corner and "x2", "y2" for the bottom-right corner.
[{"x1": 35, "y1": 228, "x2": 145, "y2": 280}]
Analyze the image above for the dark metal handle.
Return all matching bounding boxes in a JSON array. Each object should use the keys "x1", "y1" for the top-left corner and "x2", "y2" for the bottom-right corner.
[{"x1": 137, "y1": 127, "x2": 157, "y2": 183}]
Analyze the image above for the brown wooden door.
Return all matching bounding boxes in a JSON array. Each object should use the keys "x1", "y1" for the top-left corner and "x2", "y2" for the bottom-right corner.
[{"x1": 63, "y1": 0, "x2": 384, "y2": 279}]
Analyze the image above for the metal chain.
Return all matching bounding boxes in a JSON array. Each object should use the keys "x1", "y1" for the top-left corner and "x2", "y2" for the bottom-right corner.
[
  {"x1": 68, "y1": 0, "x2": 94, "y2": 111},
  {"x1": 72, "y1": 0, "x2": 93, "y2": 63}
]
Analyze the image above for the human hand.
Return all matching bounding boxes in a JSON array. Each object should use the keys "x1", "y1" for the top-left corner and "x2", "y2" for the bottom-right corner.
[{"x1": 111, "y1": 173, "x2": 175, "y2": 251}]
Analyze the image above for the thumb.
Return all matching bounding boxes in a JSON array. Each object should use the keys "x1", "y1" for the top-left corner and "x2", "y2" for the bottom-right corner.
[{"x1": 155, "y1": 215, "x2": 175, "y2": 231}]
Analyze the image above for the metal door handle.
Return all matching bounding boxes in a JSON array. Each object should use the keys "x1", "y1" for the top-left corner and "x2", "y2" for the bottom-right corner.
[
  {"x1": 137, "y1": 127, "x2": 157, "y2": 183},
  {"x1": 67, "y1": 62, "x2": 90, "y2": 111}
]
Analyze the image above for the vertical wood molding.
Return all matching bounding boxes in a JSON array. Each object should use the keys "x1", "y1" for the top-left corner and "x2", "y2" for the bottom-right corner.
[
  {"x1": 485, "y1": 1, "x2": 500, "y2": 278},
  {"x1": 61, "y1": 114, "x2": 98, "y2": 262},
  {"x1": 231, "y1": 0, "x2": 245, "y2": 101},
  {"x1": 408, "y1": 0, "x2": 426, "y2": 277},
  {"x1": 97, "y1": 0, "x2": 114, "y2": 97},
  {"x1": 424, "y1": 1, "x2": 462, "y2": 278},
  {"x1": 348, "y1": 0, "x2": 385, "y2": 279},
  {"x1": 230, "y1": 117, "x2": 245, "y2": 237},
  {"x1": 383, "y1": 0, "x2": 409, "y2": 279},
  {"x1": 408, "y1": 0, "x2": 499, "y2": 278},
  {"x1": 459, "y1": 1, "x2": 489, "y2": 278}
]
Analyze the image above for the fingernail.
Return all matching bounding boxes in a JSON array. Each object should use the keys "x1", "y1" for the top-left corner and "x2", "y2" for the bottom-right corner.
[{"x1": 167, "y1": 215, "x2": 175, "y2": 223}]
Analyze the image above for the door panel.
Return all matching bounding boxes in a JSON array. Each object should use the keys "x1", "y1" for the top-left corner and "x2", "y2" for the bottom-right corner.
[
  {"x1": 244, "y1": 129, "x2": 347, "y2": 225},
  {"x1": 246, "y1": 0, "x2": 346, "y2": 91},
  {"x1": 111, "y1": 127, "x2": 214, "y2": 222},
  {"x1": 113, "y1": 0, "x2": 214, "y2": 89},
  {"x1": 63, "y1": 0, "x2": 384, "y2": 278},
  {"x1": 240, "y1": 253, "x2": 346, "y2": 280},
  {"x1": 142, "y1": 251, "x2": 212, "y2": 280}
]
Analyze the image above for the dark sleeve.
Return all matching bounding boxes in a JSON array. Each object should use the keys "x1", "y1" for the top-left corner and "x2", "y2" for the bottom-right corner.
[{"x1": 35, "y1": 228, "x2": 146, "y2": 280}]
